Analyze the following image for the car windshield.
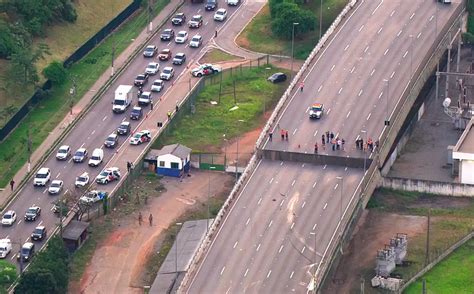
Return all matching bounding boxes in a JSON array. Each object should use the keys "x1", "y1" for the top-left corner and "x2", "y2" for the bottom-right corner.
[
  {"x1": 178, "y1": 32, "x2": 186, "y2": 37},
  {"x1": 119, "y1": 124, "x2": 128, "y2": 129},
  {"x1": 217, "y1": 11, "x2": 225, "y2": 15},
  {"x1": 134, "y1": 133, "x2": 142, "y2": 139},
  {"x1": 163, "y1": 30, "x2": 171, "y2": 34},
  {"x1": 163, "y1": 69, "x2": 171, "y2": 74},
  {"x1": 75, "y1": 151, "x2": 84, "y2": 156},
  {"x1": 3, "y1": 214, "x2": 11, "y2": 219},
  {"x1": 192, "y1": 16, "x2": 200, "y2": 21},
  {"x1": 132, "y1": 110, "x2": 140, "y2": 114},
  {"x1": 312, "y1": 105, "x2": 322, "y2": 111},
  {"x1": 136, "y1": 76, "x2": 145, "y2": 80},
  {"x1": 145, "y1": 48, "x2": 154, "y2": 52},
  {"x1": 175, "y1": 55, "x2": 184, "y2": 59},
  {"x1": 153, "y1": 81, "x2": 162, "y2": 86},
  {"x1": 27, "y1": 209, "x2": 36, "y2": 214},
  {"x1": 147, "y1": 64, "x2": 156, "y2": 69},
  {"x1": 58, "y1": 149, "x2": 67, "y2": 154},
  {"x1": 21, "y1": 248, "x2": 30, "y2": 255},
  {"x1": 114, "y1": 99, "x2": 125, "y2": 105},
  {"x1": 192, "y1": 37, "x2": 200, "y2": 42},
  {"x1": 100, "y1": 171, "x2": 109, "y2": 177},
  {"x1": 36, "y1": 173, "x2": 48, "y2": 178},
  {"x1": 78, "y1": 176, "x2": 87, "y2": 182},
  {"x1": 107, "y1": 136, "x2": 115, "y2": 141},
  {"x1": 51, "y1": 183, "x2": 61, "y2": 188},
  {"x1": 33, "y1": 228, "x2": 43, "y2": 234}
]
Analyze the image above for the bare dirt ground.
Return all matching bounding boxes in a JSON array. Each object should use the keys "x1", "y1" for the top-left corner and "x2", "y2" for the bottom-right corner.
[{"x1": 71, "y1": 170, "x2": 234, "y2": 294}]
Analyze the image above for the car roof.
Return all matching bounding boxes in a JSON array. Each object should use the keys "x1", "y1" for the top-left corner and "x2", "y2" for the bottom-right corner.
[
  {"x1": 163, "y1": 66, "x2": 173, "y2": 70},
  {"x1": 176, "y1": 12, "x2": 184, "y2": 16},
  {"x1": 79, "y1": 172, "x2": 89, "y2": 177},
  {"x1": 178, "y1": 30, "x2": 187, "y2": 34},
  {"x1": 28, "y1": 206, "x2": 40, "y2": 209},
  {"x1": 192, "y1": 14, "x2": 202, "y2": 18},
  {"x1": 120, "y1": 121, "x2": 130, "y2": 126},
  {"x1": 148, "y1": 62, "x2": 159, "y2": 66},
  {"x1": 22, "y1": 242, "x2": 34, "y2": 248},
  {"x1": 133, "y1": 106, "x2": 142, "y2": 110},
  {"x1": 51, "y1": 180, "x2": 63, "y2": 184},
  {"x1": 312, "y1": 103, "x2": 323, "y2": 108},
  {"x1": 163, "y1": 28, "x2": 172, "y2": 32},
  {"x1": 38, "y1": 167, "x2": 50, "y2": 173},
  {"x1": 153, "y1": 79, "x2": 164, "y2": 83},
  {"x1": 59, "y1": 145, "x2": 69, "y2": 149},
  {"x1": 35, "y1": 225, "x2": 46, "y2": 230},
  {"x1": 4, "y1": 210, "x2": 14, "y2": 215},
  {"x1": 146, "y1": 45, "x2": 155, "y2": 49},
  {"x1": 175, "y1": 52, "x2": 185, "y2": 56},
  {"x1": 217, "y1": 8, "x2": 226, "y2": 12},
  {"x1": 108, "y1": 167, "x2": 120, "y2": 171},
  {"x1": 193, "y1": 34, "x2": 202, "y2": 38},
  {"x1": 108, "y1": 133, "x2": 118, "y2": 138},
  {"x1": 137, "y1": 74, "x2": 146, "y2": 77},
  {"x1": 77, "y1": 148, "x2": 86, "y2": 152}
]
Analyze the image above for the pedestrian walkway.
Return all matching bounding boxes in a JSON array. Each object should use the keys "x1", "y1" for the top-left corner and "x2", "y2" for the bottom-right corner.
[{"x1": 0, "y1": 0, "x2": 183, "y2": 206}]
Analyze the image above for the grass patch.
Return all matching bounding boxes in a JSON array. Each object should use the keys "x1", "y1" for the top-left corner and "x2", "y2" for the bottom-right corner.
[
  {"x1": 404, "y1": 238, "x2": 474, "y2": 294},
  {"x1": 153, "y1": 65, "x2": 290, "y2": 152},
  {"x1": 0, "y1": 0, "x2": 170, "y2": 188},
  {"x1": 199, "y1": 49, "x2": 243, "y2": 64},
  {"x1": 0, "y1": 0, "x2": 132, "y2": 125},
  {"x1": 236, "y1": 0, "x2": 348, "y2": 59}
]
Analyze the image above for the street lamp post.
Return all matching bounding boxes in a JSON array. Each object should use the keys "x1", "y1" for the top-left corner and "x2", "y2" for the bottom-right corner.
[
  {"x1": 291, "y1": 23, "x2": 300, "y2": 75},
  {"x1": 175, "y1": 222, "x2": 183, "y2": 275},
  {"x1": 361, "y1": 130, "x2": 367, "y2": 173},
  {"x1": 336, "y1": 177, "x2": 344, "y2": 224},
  {"x1": 309, "y1": 232, "x2": 317, "y2": 293},
  {"x1": 208, "y1": 166, "x2": 216, "y2": 232},
  {"x1": 409, "y1": 34, "x2": 414, "y2": 78},
  {"x1": 383, "y1": 79, "x2": 390, "y2": 126}
]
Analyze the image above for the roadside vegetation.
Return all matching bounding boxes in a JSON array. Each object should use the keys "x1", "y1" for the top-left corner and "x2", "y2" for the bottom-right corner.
[
  {"x1": 153, "y1": 65, "x2": 290, "y2": 152},
  {"x1": 199, "y1": 49, "x2": 243, "y2": 64},
  {"x1": 464, "y1": 1, "x2": 474, "y2": 43},
  {"x1": 0, "y1": 260, "x2": 17, "y2": 293},
  {"x1": 367, "y1": 188, "x2": 474, "y2": 288},
  {"x1": 404, "y1": 238, "x2": 474, "y2": 294},
  {"x1": 0, "y1": 0, "x2": 170, "y2": 188},
  {"x1": 236, "y1": 0, "x2": 348, "y2": 59}
]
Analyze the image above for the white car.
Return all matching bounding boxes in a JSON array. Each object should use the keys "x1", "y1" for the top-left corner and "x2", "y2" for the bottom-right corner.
[
  {"x1": 88, "y1": 148, "x2": 104, "y2": 167},
  {"x1": 75, "y1": 172, "x2": 90, "y2": 187},
  {"x1": 96, "y1": 167, "x2": 121, "y2": 185},
  {"x1": 191, "y1": 64, "x2": 222, "y2": 77},
  {"x1": 33, "y1": 167, "x2": 51, "y2": 186},
  {"x1": 138, "y1": 91, "x2": 153, "y2": 105},
  {"x1": 160, "y1": 67, "x2": 175, "y2": 81},
  {"x1": 80, "y1": 190, "x2": 107, "y2": 204},
  {"x1": 1, "y1": 211, "x2": 16, "y2": 226},
  {"x1": 175, "y1": 31, "x2": 188, "y2": 43},
  {"x1": 56, "y1": 145, "x2": 70, "y2": 160},
  {"x1": 214, "y1": 8, "x2": 227, "y2": 21},
  {"x1": 151, "y1": 79, "x2": 165, "y2": 92},
  {"x1": 145, "y1": 62, "x2": 160, "y2": 75},
  {"x1": 189, "y1": 35, "x2": 203, "y2": 48},
  {"x1": 48, "y1": 180, "x2": 63, "y2": 195},
  {"x1": 227, "y1": 0, "x2": 240, "y2": 5},
  {"x1": 129, "y1": 130, "x2": 152, "y2": 145},
  {"x1": 0, "y1": 239, "x2": 12, "y2": 258}
]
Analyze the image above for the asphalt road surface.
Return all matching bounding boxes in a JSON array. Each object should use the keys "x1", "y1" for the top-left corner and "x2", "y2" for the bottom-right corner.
[
  {"x1": 188, "y1": 0, "x2": 461, "y2": 292},
  {"x1": 0, "y1": 1, "x2": 244, "y2": 269}
]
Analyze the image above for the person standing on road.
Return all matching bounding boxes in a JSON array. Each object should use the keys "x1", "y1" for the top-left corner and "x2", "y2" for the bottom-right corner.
[
  {"x1": 285, "y1": 130, "x2": 289, "y2": 141},
  {"x1": 167, "y1": 111, "x2": 172, "y2": 120},
  {"x1": 280, "y1": 129, "x2": 285, "y2": 141},
  {"x1": 150, "y1": 101, "x2": 154, "y2": 110},
  {"x1": 321, "y1": 134, "x2": 325, "y2": 145},
  {"x1": 314, "y1": 143, "x2": 318, "y2": 154},
  {"x1": 127, "y1": 161, "x2": 131, "y2": 173},
  {"x1": 138, "y1": 212, "x2": 143, "y2": 226},
  {"x1": 326, "y1": 131, "x2": 330, "y2": 143},
  {"x1": 175, "y1": 104, "x2": 179, "y2": 113},
  {"x1": 215, "y1": 30, "x2": 218, "y2": 38},
  {"x1": 300, "y1": 82, "x2": 304, "y2": 92},
  {"x1": 269, "y1": 131, "x2": 273, "y2": 142},
  {"x1": 149, "y1": 214, "x2": 153, "y2": 226},
  {"x1": 9, "y1": 179, "x2": 14, "y2": 191}
]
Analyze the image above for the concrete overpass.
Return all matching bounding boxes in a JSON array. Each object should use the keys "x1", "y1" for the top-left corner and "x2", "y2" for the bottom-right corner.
[{"x1": 180, "y1": 0, "x2": 465, "y2": 293}]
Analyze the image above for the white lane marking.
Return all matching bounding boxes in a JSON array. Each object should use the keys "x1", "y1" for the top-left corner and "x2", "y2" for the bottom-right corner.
[
  {"x1": 390, "y1": 71, "x2": 395, "y2": 79},
  {"x1": 291, "y1": 222, "x2": 295, "y2": 229},
  {"x1": 313, "y1": 130, "x2": 318, "y2": 137},
  {"x1": 372, "y1": 0, "x2": 383, "y2": 15},
  {"x1": 323, "y1": 165, "x2": 327, "y2": 169},
  {"x1": 268, "y1": 220, "x2": 273, "y2": 228},
  {"x1": 220, "y1": 266, "x2": 226, "y2": 275},
  {"x1": 10, "y1": 255, "x2": 15, "y2": 260},
  {"x1": 317, "y1": 85, "x2": 323, "y2": 92},
  {"x1": 18, "y1": 220, "x2": 22, "y2": 225},
  {"x1": 301, "y1": 201, "x2": 306, "y2": 208},
  {"x1": 346, "y1": 111, "x2": 351, "y2": 118},
  {"x1": 91, "y1": 130, "x2": 95, "y2": 135},
  {"x1": 291, "y1": 180, "x2": 296, "y2": 186},
  {"x1": 327, "y1": 108, "x2": 331, "y2": 114},
  {"x1": 364, "y1": 46, "x2": 369, "y2": 53},
  {"x1": 197, "y1": 8, "x2": 201, "y2": 13},
  {"x1": 377, "y1": 27, "x2": 383, "y2": 34},
  {"x1": 338, "y1": 87, "x2": 343, "y2": 94},
  {"x1": 429, "y1": 15, "x2": 434, "y2": 22},
  {"x1": 56, "y1": 173, "x2": 60, "y2": 179},
  {"x1": 350, "y1": 66, "x2": 355, "y2": 74},
  {"x1": 378, "y1": 91, "x2": 384, "y2": 99},
  {"x1": 102, "y1": 116, "x2": 107, "y2": 121},
  {"x1": 43, "y1": 188, "x2": 47, "y2": 194},
  {"x1": 256, "y1": 243, "x2": 261, "y2": 251},
  {"x1": 334, "y1": 184, "x2": 339, "y2": 190},
  {"x1": 246, "y1": 218, "x2": 250, "y2": 226},
  {"x1": 367, "y1": 113, "x2": 372, "y2": 120},
  {"x1": 80, "y1": 143, "x2": 85, "y2": 148},
  {"x1": 312, "y1": 223, "x2": 318, "y2": 230},
  {"x1": 280, "y1": 199, "x2": 285, "y2": 207},
  {"x1": 417, "y1": 32, "x2": 422, "y2": 39},
  {"x1": 370, "y1": 69, "x2": 375, "y2": 76},
  {"x1": 358, "y1": 25, "x2": 364, "y2": 32},
  {"x1": 267, "y1": 270, "x2": 272, "y2": 278},
  {"x1": 225, "y1": 287, "x2": 231, "y2": 294},
  {"x1": 38, "y1": 221, "x2": 43, "y2": 226},
  {"x1": 205, "y1": 21, "x2": 208, "y2": 26},
  {"x1": 312, "y1": 181, "x2": 317, "y2": 188},
  {"x1": 185, "y1": 44, "x2": 189, "y2": 49},
  {"x1": 390, "y1": 10, "x2": 395, "y2": 17},
  {"x1": 258, "y1": 197, "x2": 262, "y2": 205},
  {"x1": 290, "y1": 271, "x2": 294, "y2": 279},
  {"x1": 410, "y1": 12, "x2": 415, "y2": 20},
  {"x1": 397, "y1": 30, "x2": 402, "y2": 37},
  {"x1": 292, "y1": 128, "x2": 297, "y2": 135},
  {"x1": 280, "y1": 162, "x2": 284, "y2": 165},
  {"x1": 358, "y1": 90, "x2": 363, "y2": 97},
  {"x1": 344, "y1": 44, "x2": 349, "y2": 51},
  {"x1": 24, "y1": 236, "x2": 29, "y2": 243},
  {"x1": 384, "y1": 48, "x2": 389, "y2": 56},
  {"x1": 269, "y1": 177, "x2": 274, "y2": 184},
  {"x1": 244, "y1": 268, "x2": 249, "y2": 277},
  {"x1": 301, "y1": 246, "x2": 306, "y2": 254},
  {"x1": 403, "y1": 50, "x2": 408, "y2": 58},
  {"x1": 323, "y1": 203, "x2": 328, "y2": 210},
  {"x1": 330, "y1": 64, "x2": 335, "y2": 71},
  {"x1": 233, "y1": 241, "x2": 238, "y2": 249}
]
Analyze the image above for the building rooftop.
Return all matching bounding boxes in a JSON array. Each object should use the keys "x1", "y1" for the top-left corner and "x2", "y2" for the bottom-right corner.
[
  {"x1": 62, "y1": 220, "x2": 89, "y2": 241},
  {"x1": 454, "y1": 118, "x2": 474, "y2": 154},
  {"x1": 156, "y1": 144, "x2": 191, "y2": 159}
]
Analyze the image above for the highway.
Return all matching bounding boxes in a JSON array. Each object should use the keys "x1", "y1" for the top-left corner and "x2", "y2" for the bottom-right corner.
[
  {"x1": 187, "y1": 0, "x2": 461, "y2": 292},
  {"x1": 0, "y1": 1, "x2": 244, "y2": 268}
]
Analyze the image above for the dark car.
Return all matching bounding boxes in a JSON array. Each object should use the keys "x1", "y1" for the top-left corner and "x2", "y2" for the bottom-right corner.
[
  {"x1": 24, "y1": 206, "x2": 41, "y2": 222},
  {"x1": 160, "y1": 29, "x2": 175, "y2": 41},
  {"x1": 17, "y1": 242, "x2": 35, "y2": 263},
  {"x1": 117, "y1": 121, "x2": 131, "y2": 135},
  {"x1": 104, "y1": 133, "x2": 119, "y2": 148},
  {"x1": 188, "y1": 15, "x2": 203, "y2": 28},
  {"x1": 268, "y1": 72, "x2": 287, "y2": 83},
  {"x1": 158, "y1": 48, "x2": 172, "y2": 61},
  {"x1": 143, "y1": 45, "x2": 157, "y2": 57},
  {"x1": 172, "y1": 13, "x2": 186, "y2": 26},
  {"x1": 31, "y1": 226, "x2": 47, "y2": 241},
  {"x1": 173, "y1": 52, "x2": 186, "y2": 65},
  {"x1": 205, "y1": 0, "x2": 218, "y2": 11},
  {"x1": 130, "y1": 107, "x2": 143, "y2": 120},
  {"x1": 134, "y1": 73, "x2": 149, "y2": 87}
]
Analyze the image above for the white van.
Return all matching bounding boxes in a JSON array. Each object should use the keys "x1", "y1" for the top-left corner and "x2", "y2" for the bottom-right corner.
[
  {"x1": 112, "y1": 85, "x2": 133, "y2": 113},
  {"x1": 0, "y1": 239, "x2": 12, "y2": 258},
  {"x1": 88, "y1": 148, "x2": 104, "y2": 167}
]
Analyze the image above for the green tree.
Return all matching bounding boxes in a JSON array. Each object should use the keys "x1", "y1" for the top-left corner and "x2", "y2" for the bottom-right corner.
[
  {"x1": 269, "y1": 0, "x2": 286, "y2": 18},
  {"x1": 43, "y1": 61, "x2": 68, "y2": 84},
  {"x1": 0, "y1": 20, "x2": 17, "y2": 58},
  {"x1": 15, "y1": 269, "x2": 59, "y2": 294},
  {"x1": 271, "y1": 4, "x2": 316, "y2": 39},
  {"x1": 0, "y1": 260, "x2": 17, "y2": 288},
  {"x1": 9, "y1": 43, "x2": 50, "y2": 85}
]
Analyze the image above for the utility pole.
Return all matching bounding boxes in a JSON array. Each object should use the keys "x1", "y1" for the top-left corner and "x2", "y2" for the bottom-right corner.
[
  {"x1": 26, "y1": 128, "x2": 31, "y2": 173},
  {"x1": 291, "y1": 23, "x2": 299, "y2": 75},
  {"x1": 425, "y1": 208, "x2": 431, "y2": 266}
]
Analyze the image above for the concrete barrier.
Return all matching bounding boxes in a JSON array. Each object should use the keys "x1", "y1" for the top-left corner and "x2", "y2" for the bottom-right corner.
[
  {"x1": 381, "y1": 177, "x2": 474, "y2": 197},
  {"x1": 260, "y1": 149, "x2": 372, "y2": 169}
]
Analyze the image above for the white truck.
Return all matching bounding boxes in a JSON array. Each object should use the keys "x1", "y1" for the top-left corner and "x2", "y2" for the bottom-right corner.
[
  {"x1": 0, "y1": 239, "x2": 12, "y2": 258},
  {"x1": 112, "y1": 85, "x2": 133, "y2": 113}
]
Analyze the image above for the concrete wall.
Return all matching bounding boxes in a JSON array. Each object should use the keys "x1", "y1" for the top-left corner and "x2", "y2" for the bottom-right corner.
[
  {"x1": 381, "y1": 176, "x2": 474, "y2": 197},
  {"x1": 260, "y1": 149, "x2": 373, "y2": 169}
]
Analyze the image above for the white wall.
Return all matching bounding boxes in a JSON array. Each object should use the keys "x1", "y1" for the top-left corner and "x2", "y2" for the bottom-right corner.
[
  {"x1": 157, "y1": 154, "x2": 182, "y2": 169},
  {"x1": 460, "y1": 160, "x2": 474, "y2": 185}
]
